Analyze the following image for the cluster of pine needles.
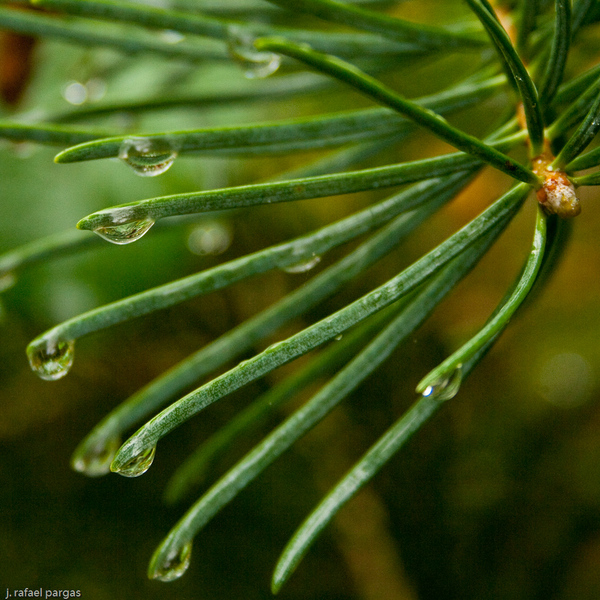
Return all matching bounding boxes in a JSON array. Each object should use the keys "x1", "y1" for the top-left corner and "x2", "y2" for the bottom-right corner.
[{"x1": 1, "y1": 0, "x2": 600, "y2": 592}]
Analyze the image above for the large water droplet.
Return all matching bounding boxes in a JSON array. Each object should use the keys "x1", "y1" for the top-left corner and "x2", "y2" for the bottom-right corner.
[
  {"x1": 119, "y1": 136, "x2": 178, "y2": 177},
  {"x1": 421, "y1": 365, "x2": 463, "y2": 402},
  {"x1": 93, "y1": 218, "x2": 155, "y2": 245},
  {"x1": 282, "y1": 254, "x2": 321, "y2": 274},
  {"x1": 71, "y1": 436, "x2": 121, "y2": 477},
  {"x1": 27, "y1": 338, "x2": 75, "y2": 381},
  {"x1": 113, "y1": 445, "x2": 156, "y2": 477},
  {"x1": 227, "y1": 25, "x2": 281, "y2": 79},
  {"x1": 152, "y1": 542, "x2": 193, "y2": 582}
]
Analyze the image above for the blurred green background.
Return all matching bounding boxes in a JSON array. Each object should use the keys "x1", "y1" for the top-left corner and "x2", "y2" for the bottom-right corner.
[{"x1": 3, "y1": 5, "x2": 600, "y2": 599}]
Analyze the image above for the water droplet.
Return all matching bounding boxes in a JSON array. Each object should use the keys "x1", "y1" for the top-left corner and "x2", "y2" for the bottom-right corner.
[
  {"x1": 71, "y1": 436, "x2": 121, "y2": 477},
  {"x1": 265, "y1": 341, "x2": 283, "y2": 352},
  {"x1": 27, "y1": 338, "x2": 75, "y2": 381},
  {"x1": 283, "y1": 254, "x2": 321, "y2": 274},
  {"x1": 93, "y1": 218, "x2": 155, "y2": 245},
  {"x1": 421, "y1": 365, "x2": 462, "y2": 402},
  {"x1": 227, "y1": 25, "x2": 281, "y2": 79},
  {"x1": 113, "y1": 445, "x2": 156, "y2": 477},
  {"x1": 152, "y1": 542, "x2": 193, "y2": 582},
  {"x1": 335, "y1": 334, "x2": 343, "y2": 341},
  {"x1": 119, "y1": 136, "x2": 178, "y2": 177}
]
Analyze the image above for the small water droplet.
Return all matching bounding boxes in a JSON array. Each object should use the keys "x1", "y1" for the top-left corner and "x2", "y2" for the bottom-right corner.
[
  {"x1": 119, "y1": 136, "x2": 178, "y2": 177},
  {"x1": 265, "y1": 341, "x2": 283, "y2": 352},
  {"x1": 27, "y1": 338, "x2": 75, "y2": 381},
  {"x1": 71, "y1": 436, "x2": 121, "y2": 477},
  {"x1": 335, "y1": 334, "x2": 343, "y2": 341},
  {"x1": 93, "y1": 218, "x2": 155, "y2": 245},
  {"x1": 227, "y1": 25, "x2": 281, "y2": 79},
  {"x1": 153, "y1": 542, "x2": 193, "y2": 582},
  {"x1": 421, "y1": 365, "x2": 462, "y2": 402},
  {"x1": 283, "y1": 254, "x2": 321, "y2": 274},
  {"x1": 113, "y1": 445, "x2": 156, "y2": 477}
]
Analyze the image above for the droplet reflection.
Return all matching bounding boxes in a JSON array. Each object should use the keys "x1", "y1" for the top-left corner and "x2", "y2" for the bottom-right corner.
[
  {"x1": 227, "y1": 25, "x2": 281, "y2": 79},
  {"x1": 112, "y1": 445, "x2": 156, "y2": 477},
  {"x1": 93, "y1": 218, "x2": 155, "y2": 245},
  {"x1": 422, "y1": 365, "x2": 463, "y2": 402},
  {"x1": 119, "y1": 136, "x2": 178, "y2": 177},
  {"x1": 283, "y1": 254, "x2": 321, "y2": 274},
  {"x1": 152, "y1": 542, "x2": 193, "y2": 582},
  {"x1": 27, "y1": 338, "x2": 75, "y2": 381}
]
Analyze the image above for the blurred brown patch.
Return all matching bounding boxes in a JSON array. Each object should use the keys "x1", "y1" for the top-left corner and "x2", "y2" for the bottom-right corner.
[{"x1": 0, "y1": 29, "x2": 36, "y2": 106}]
